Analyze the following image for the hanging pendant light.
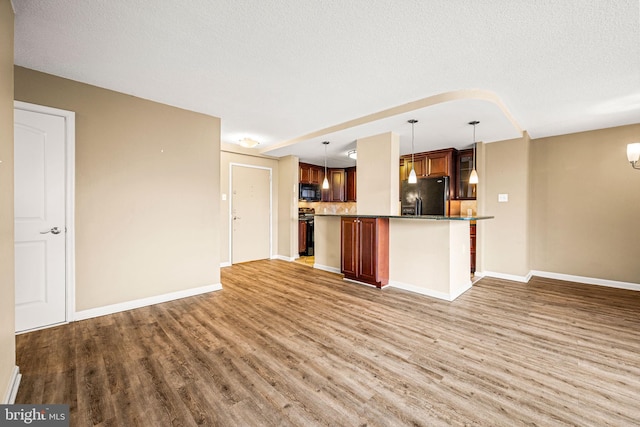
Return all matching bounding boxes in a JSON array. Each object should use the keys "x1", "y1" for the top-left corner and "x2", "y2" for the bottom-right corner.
[
  {"x1": 322, "y1": 141, "x2": 330, "y2": 189},
  {"x1": 408, "y1": 119, "x2": 418, "y2": 184},
  {"x1": 468, "y1": 121, "x2": 479, "y2": 184}
]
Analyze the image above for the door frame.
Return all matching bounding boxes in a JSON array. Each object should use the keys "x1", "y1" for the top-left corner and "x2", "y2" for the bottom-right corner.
[
  {"x1": 228, "y1": 163, "x2": 273, "y2": 264},
  {"x1": 14, "y1": 101, "x2": 76, "y2": 328}
]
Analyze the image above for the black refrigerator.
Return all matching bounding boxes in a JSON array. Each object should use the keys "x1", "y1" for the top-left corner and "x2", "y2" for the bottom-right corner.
[{"x1": 401, "y1": 176, "x2": 449, "y2": 216}]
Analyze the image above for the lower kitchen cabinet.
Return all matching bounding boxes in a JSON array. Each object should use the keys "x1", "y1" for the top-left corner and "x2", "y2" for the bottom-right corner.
[
  {"x1": 470, "y1": 223, "x2": 476, "y2": 274},
  {"x1": 298, "y1": 220, "x2": 307, "y2": 254},
  {"x1": 341, "y1": 217, "x2": 389, "y2": 288}
]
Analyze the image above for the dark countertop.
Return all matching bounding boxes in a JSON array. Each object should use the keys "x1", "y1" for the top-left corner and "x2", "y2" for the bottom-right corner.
[{"x1": 313, "y1": 214, "x2": 494, "y2": 221}]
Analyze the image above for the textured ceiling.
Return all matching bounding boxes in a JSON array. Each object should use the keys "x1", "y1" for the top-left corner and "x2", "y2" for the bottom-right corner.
[{"x1": 12, "y1": 0, "x2": 640, "y2": 166}]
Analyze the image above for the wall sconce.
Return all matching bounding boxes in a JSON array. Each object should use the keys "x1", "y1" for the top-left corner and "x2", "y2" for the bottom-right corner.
[
  {"x1": 347, "y1": 149, "x2": 357, "y2": 160},
  {"x1": 627, "y1": 143, "x2": 640, "y2": 169}
]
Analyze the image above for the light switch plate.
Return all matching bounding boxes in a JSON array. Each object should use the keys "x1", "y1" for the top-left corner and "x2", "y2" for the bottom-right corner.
[
  {"x1": 498, "y1": 193, "x2": 509, "y2": 202},
  {"x1": 222, "y1": 193, "x2": 227, "y2": 201}
]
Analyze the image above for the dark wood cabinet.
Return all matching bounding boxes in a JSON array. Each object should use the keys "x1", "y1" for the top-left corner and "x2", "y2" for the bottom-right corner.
[
  {"x1": 399, "y1": 155, "x2": 427, "y2": 181},
  {"x1": 299, "y1": 162, "x2": 324, "y2": 185},
  {"x1": 345, "y1": 167, "x2": 357, "y2": 202},
  {"x1": 321, "y1": 168, "x2": 347, "y2": 202},
  {"x1": 340, "y1": 217, "x2": 389, "y2": 288},
  {"x1": 298, "y1": 220, "x2": 307, "y2": 254},
  {"x1": 425, "y1": 148, "x2": 454, "y2": 177},
  {"x1": 400, "y1": 148, "x2": 456, "y2": 200},
  {"x1": 311, "y1": 167, "x2": 323, "y2": 185},
  {"x1": 470, "y1": 223, "x2": 476, "y2": 273},
  {"x1": 457, "y1": 149, "x2": 476, "y2": 199},
  {"x1": 301, "y1": 163, "x2": 354, "y2": 202}
]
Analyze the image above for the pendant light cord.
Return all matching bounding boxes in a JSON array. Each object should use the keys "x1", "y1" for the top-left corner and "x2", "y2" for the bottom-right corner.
[
  {"x1": 324, "y1": 142, "x2": 327, "y2": 176},
  {"x1": 411, "y1": 121, "x2": 415, "y2": 166},
  {"x1": 473, "y1": 123, "x2": 476, "y2": 170}
]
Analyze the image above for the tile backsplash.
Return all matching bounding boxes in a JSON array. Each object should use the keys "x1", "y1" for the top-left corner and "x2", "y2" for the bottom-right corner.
[
  {"x1": 298, "y1": 201, "x2": 357, "y2": 214},
  {"x1": 449, "y1": 200, "x2": 477, "y2": 216},
  {"x1": 300, "y1": 200, "x2": 477, "y2": 216}
]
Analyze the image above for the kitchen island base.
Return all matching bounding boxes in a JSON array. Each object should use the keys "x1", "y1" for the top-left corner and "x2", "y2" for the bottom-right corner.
[{"x1": 315, "y1": 214, "x2": 488, "y2": 301}]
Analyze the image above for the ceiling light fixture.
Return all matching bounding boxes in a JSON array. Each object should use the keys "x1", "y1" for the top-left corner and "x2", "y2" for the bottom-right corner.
[
  {"x1": 322, "y1": 141, "x2": 330, "y2": 189},
  {"x1": 468, "y1": 121, "x2": 480, "y2": 184},
  {"x1": 347, "y1": 149, "x2": 357, "y2": 160},
  {"x1": 408, "y1": 119, "x2": 418, "y2": 184},
  {"x1": 627, "y1": 143, "x2": 640, "y2": 169},
  {"x1": 239, "y1": 138, "x2": 259, "y2": 148}
]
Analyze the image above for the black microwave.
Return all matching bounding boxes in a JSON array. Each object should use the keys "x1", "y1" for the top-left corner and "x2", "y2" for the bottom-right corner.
[{"x1": 299, "y1": 183, "x2": 321, "y2": 201}]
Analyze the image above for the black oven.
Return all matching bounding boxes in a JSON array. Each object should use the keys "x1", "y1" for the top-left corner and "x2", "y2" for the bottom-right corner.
[
  {"x1": 299, "y1": 208, "x2": 315, "y2": 256},
  {"x1": 299, "y1": 183, "x2": 321, "y2": 201}
]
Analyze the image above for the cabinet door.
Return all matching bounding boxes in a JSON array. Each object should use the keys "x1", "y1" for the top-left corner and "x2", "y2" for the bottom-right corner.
[
  {"x1": 311, "y1": 167, "x2": 323, "y2": 184},
  {"x1": 329, "y1": 169, "x2": 346, "y2": 202},
  {"x1": 341, "y1": 217, "x2": 359, "y2": 278},
  {"x1": 358, "y1": 218, "x2": 378, "y2": 284},
  {"x1": 299, "y1": 164, "x2": 311, "y2": 184},
  {"x1": 457, "y1": 149, "x2": 476, "y2": 199},
  {"x1": 298, "y1": 221, "x2": 307, "y2": 254},
  {"x1": 470, "y1": 223, "x2": 476, "y2": 273},
  {"x1": 346, "y1": 167, "x2": 357, "y2": 201},
  {"x1": 405, "y1": 156, "x2": 426, "y2": 177},
  {"x1": 426, "y1": 151, "x2": 450, "y2": 177}
]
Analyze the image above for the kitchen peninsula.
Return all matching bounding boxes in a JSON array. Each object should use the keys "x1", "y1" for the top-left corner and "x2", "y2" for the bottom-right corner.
[
  {"x1": 314, "y1": 214, "x2": 493, "y2": 301},
  {"x1": 309, "y1": 130, "x2": 494, "y2": 301}
]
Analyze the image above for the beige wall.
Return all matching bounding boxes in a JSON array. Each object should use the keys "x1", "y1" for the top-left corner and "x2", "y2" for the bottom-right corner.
[
  {"x1": 530, "y1": 124, "x2": 640, "y2": 283},
  {"x1": 313, "y1": 216, "x2": 342, "y2": 271},
  {"x1": 356, "y1": 132, "x2": 400, "y2": 215},
  {"x1": 389, "y1": 220, "x2": 470, "y2": 298},
  {"x1": 219, "y1": 151, "x2": 279, "y2": 264},
  {"x1": 277, "y1": 155, "x2": 299, "y2": 260},
  {"x1": 15, "y1": 67, "x2": 221, "y2": 311},
  {"x1": 0, "y1": 0, "x2": 15, "y2": 402},
  {"x1": 478, "y1": 133, "x2": 531, "y2": 278}
]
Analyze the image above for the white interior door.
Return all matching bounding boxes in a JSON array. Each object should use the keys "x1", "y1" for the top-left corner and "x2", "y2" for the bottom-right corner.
[
  {"x1": 14, "y1": 108, "x2": 67, "y2": 332},
  {"x1": 231, "y1": 165, "x2": 271, "y2": 264}
]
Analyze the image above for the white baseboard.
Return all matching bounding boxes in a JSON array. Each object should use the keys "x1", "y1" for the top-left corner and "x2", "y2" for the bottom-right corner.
[
  {"x1": 220, "y1": 261, "x2": 231, "y2": 268},
  {"x1": 531, "y1": 270, "x2": 640, "y2": 292},
  {"x1": 313, "y1": 264, "x2": 341, "y2": 274},
  {"x1": 75, "y1": 283, "x2": 223, "y2": 321},
  {"x1": 343, "y1": 278, "x2": 379, "y2": 289},
  {"x1": 388, "y1": 280, "x2": 472, "y2": 301},
  {"x1": 450, "y1": 281, "x2": 474, "y2": 300},
  {"x1": 272, "y1": 255, "x2": 295, "y2": 262},
  {"x1": 479, "y1": 270, "x2": 532, "y2": 283},
  {"x1": 2, "y1": 366, "x2": 21, "y2": 404}
]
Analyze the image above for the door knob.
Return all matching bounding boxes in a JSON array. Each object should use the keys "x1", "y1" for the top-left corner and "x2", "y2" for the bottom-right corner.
[
  {"x1": 233, "y1": 216, "x2": 241, "y2": 220},
  {"x1": 40, "y1": 227, "x2": 61, "y2": 235}
]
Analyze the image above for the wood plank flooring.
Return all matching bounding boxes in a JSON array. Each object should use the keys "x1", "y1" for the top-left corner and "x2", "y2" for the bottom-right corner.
[{"x1": 15, "y1": 260, "x2": 640, "y2": 426}]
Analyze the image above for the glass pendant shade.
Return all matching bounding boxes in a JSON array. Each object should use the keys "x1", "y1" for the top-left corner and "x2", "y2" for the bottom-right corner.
[
  {"x1": 627, "y1": 143, "x2": 640, "y2": 162},
  {"x1": 408, "y1": 168, "x2": 417, "y2": 184},
  {"x1": 469, "y1": 169, "x2": 479, "y2": 184},
  {"x1": 322, "y1": 176, "x2": 329, "y2": 189}
]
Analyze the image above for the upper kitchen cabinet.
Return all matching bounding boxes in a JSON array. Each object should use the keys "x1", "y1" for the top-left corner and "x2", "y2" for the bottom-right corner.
[
  {"x1": 399, "y1": 149, "x2": 455, "y2": 179},
  {"x1": 399, "y1": 155, "x2": 426, "y2": 181},
  {"x1": 300, "y1": 162, "x2": 324, "y2": 184},
  {"x1": 323, "y1": 168, "x2": 346, "y2": 202},
  {"x1": 425, "y1": 148, "x2": 455, "y2": 177},
  {"x1": 346, "y1": 167, "x2": 357, "y2": 202},
  {"x1": 456, "y1": 149, "x2": 476, "y2": 199},
  {"x1": 400, "y1": 148, "x2": 457, "y2": 200}
]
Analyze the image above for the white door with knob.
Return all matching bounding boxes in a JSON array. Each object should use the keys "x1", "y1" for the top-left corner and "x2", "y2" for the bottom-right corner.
[
  {"x1": 14, "y1": 104, "x2": 73, "y2": 332},
  {"x1": 231, "y1": 164, "x2": 271, "y2": 264}
]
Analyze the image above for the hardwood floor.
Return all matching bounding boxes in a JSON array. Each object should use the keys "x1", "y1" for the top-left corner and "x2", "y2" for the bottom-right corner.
[{"x1": 16, "y1": 260, "x2": 640, "y2": 426}]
